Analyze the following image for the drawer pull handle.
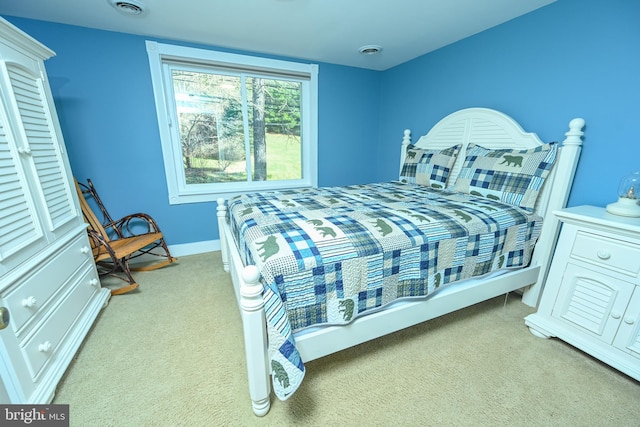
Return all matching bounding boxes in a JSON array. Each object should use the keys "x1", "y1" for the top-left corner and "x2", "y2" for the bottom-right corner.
[
  {"x1": 80, "y1": 246, "x2": 90, "y2": 254},
  {"x1": 624, "y1": 317, "x2": 635, "y2": 325},
  {"x1": 39, "y1": 341, "x2": 52, "y2": 353},
  {"x1": 596, "y1": 250, "x2": 611, "y2": 260},
  {"x1": 0, "y1": 307, "x2": 9, "y2": 330},
  {"x1": 22, "y1": 296, "x2": 37, "y2": 308},
  {"x1": 611, "y1": 312, "x2": 622, "y2": 320},
  {"x1": 90, "y1": 278, "x2": 99, "y2": 287}
]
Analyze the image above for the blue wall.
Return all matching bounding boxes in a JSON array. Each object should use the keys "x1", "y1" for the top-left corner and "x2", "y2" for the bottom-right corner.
[
  {"x1": 377, "y1": 0, "x2": 640, "y2": 210},
  {"x1": 4, "y1": 16, "x2": 381, "y2": 246},
  {"x1": 5, "y1": 0, "x2": 640, "y2": 247}
]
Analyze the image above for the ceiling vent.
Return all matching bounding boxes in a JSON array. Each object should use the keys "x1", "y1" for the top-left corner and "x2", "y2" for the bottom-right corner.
[
  {"x1": 358, "y1": 45, "x2": 383, "y2": 55},
  {"x1": 108, "y1": 0, "x2": 148, "y2": 16}
]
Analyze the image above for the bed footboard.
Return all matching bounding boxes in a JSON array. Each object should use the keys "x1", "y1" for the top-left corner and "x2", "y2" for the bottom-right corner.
[{"x1": 216, "y1": 198, "x2": 272, "y2": 416}]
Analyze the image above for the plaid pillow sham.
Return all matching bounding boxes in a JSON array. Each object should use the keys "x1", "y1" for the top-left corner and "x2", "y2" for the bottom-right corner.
[
  {"x1": 452, "y1": 142, "x2": 558, "y2": 212},
  {"x1": 399, "y1": 144, "x2": 461, "y2": 188}
]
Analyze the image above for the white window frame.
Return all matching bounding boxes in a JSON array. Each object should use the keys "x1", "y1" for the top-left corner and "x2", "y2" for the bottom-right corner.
[{"x1": 146, "y1": 40, "x2": 318, "y2": 205}]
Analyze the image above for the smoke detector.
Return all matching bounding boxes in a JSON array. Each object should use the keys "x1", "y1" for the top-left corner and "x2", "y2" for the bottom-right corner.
[{"x1": 108, "y1": 0, "x2": 148, "y2": 16}]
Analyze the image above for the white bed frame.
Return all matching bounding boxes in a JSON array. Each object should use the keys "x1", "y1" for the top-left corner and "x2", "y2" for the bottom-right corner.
[{"x1": 216, "y1": 107, "x2": 585, "y2": 416}]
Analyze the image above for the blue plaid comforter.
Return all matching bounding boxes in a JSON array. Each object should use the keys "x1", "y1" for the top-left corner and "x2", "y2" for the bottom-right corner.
[{"x1": 227, "y1": 182, "x2": 542, "y2": 400}]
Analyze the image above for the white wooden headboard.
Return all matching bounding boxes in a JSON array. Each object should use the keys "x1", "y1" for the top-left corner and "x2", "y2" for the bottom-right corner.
[
  {"x1": 410, "y1": 108, "x2": 547, "y2": 183},
  {"x1": 399, "y1": 107, "x2": 585, "y2": 305}
]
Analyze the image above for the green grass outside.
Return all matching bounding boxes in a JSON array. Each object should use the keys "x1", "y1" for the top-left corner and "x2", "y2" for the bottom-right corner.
[{"x1": 185, "y1": 133, "x2": 301, "y2": 184}]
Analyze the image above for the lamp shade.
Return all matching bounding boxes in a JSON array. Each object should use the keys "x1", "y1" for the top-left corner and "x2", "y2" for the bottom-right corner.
[{"x1": 606, "y1": 171, "x2": 640, "y2": 217}]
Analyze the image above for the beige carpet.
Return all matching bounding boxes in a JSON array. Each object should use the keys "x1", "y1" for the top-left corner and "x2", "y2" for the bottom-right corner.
[{"x1": 54, "y1": 252, "x2": 640, "y2": 426}]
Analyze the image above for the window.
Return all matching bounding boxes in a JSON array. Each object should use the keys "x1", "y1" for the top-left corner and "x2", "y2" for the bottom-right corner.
[{"x1": 146, "y1": 41, "x2": 318, "y2": 204}]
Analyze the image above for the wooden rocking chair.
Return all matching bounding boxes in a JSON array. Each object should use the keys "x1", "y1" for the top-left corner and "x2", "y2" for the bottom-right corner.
[{"x1": 74, "y1": 178, "x2": 177, "y2": 295}]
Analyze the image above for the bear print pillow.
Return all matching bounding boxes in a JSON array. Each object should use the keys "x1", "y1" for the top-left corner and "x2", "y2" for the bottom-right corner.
[{"x1": 452, "y1": 142, "x2": 558, "y2": 212}]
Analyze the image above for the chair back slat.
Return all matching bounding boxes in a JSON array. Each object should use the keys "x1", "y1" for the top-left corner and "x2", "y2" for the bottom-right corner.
[
  {"x1": 74, "y1": 179, "x2": 112, "y2": 243},
  {"x1": 85, "y1": 179, "x2": 117, "y2": 228}
]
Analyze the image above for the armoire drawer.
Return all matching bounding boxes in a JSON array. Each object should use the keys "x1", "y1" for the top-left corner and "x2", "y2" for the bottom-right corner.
[
  {"x1": 20, "y1": 263, "x2": 100, "y2": 380},
  {"x1": 570, "y1": 230, "x2": 640, "y2": 277},
  {"x1": 4, "y1": 233, "x2": 94, "y2": 334}
]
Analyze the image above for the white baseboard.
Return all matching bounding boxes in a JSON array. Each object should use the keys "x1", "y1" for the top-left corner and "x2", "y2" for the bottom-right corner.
[
  {"x1": 131, "y1": 240, "x2": 220, "y2": 264},
  {"x1": 167, "y1": 240, "x2": 220, "y2": 257}
]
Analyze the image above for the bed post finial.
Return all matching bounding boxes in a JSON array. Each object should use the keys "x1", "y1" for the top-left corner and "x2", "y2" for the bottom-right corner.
[{"x1": 564, "y1": 118, "x2": 585, "y2": 146}]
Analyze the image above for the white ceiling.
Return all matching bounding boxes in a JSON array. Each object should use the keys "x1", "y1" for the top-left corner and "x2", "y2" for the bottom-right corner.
[{"x1": 0, "y1": 0, "x2": 555, "y2": 71}]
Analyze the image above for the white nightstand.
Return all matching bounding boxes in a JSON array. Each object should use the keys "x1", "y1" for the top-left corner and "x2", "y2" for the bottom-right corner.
[{"x1": 525, "y1": 205, "x2": 640, "y2": 381}]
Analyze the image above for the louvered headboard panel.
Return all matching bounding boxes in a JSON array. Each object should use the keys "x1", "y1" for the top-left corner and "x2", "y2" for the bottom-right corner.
[{"x1": 409, "y1": 108, "x2": 546, "y2": 187}]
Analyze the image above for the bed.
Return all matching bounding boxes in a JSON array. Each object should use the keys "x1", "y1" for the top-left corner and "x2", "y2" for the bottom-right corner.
[{"x1": 216, "y1": 107, "x2": 585, "y2": 416}]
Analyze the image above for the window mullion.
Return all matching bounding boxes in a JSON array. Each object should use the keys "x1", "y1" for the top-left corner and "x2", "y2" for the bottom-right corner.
[{"x1": 240, "y1": 74, "x2": 252, "y2": 182}]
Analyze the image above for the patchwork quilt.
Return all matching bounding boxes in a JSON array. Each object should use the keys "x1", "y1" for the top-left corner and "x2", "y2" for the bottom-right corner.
[{"x1": 227, "y1": 182, "x2": 543, "y2": 400}]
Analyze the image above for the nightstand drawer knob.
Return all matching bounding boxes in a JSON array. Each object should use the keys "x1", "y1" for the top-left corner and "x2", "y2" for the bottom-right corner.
[
  {"x1": 596, "y1": 250, "x2": 611, "y2": 260},
  {"x1": 80, "y1": 246, "x2": 90, "y2": 254},
  {"x1": 611, "y1": 312, "x2": 622, "y2": 320},
  {"x1": 89, "y1": 278, "x2": 99, "y2": 287},
  {"x1": 22, "y1": 296, "x2": 37, "y2": 308},
  {"x1": 624, "y1": 317, "x2": 635, "y2": 325},
  {"x1": 39, "y1": 341, "x2": 52, "y2": 353}
]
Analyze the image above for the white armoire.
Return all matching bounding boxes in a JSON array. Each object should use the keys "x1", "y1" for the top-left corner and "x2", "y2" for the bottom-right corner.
[{"x1": 0, "y1": 17, "x2": 110, "y2": 403}]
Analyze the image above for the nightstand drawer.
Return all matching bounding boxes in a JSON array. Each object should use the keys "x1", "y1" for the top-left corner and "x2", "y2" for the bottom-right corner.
[
  {"x1": 571, "y1": 230, "x2": 640, "y2": 277},
  {"x1": 20, "y1": 264, "x2": 100, "y2": 381},
  {"x1": 4, "y1": 233, "x2": 94, "y2": 335}
]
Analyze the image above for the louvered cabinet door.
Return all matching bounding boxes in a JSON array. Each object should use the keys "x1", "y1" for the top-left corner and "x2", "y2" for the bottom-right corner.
[
  {"x1": 0, "y1": 97, "x2": 45, "y2": 275},
  {"x1": 551, "y1": 263, "x2": 635, "y2": 344},
  {"x1": 612, "y1": 288, "x2": 640, "y2": 358},
  {"x1": 0, "y1": 61, "x2": 79, "y2": 275},
  {"x1": 6, "y1": 63, "x2": 78, "y2": 234}
]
